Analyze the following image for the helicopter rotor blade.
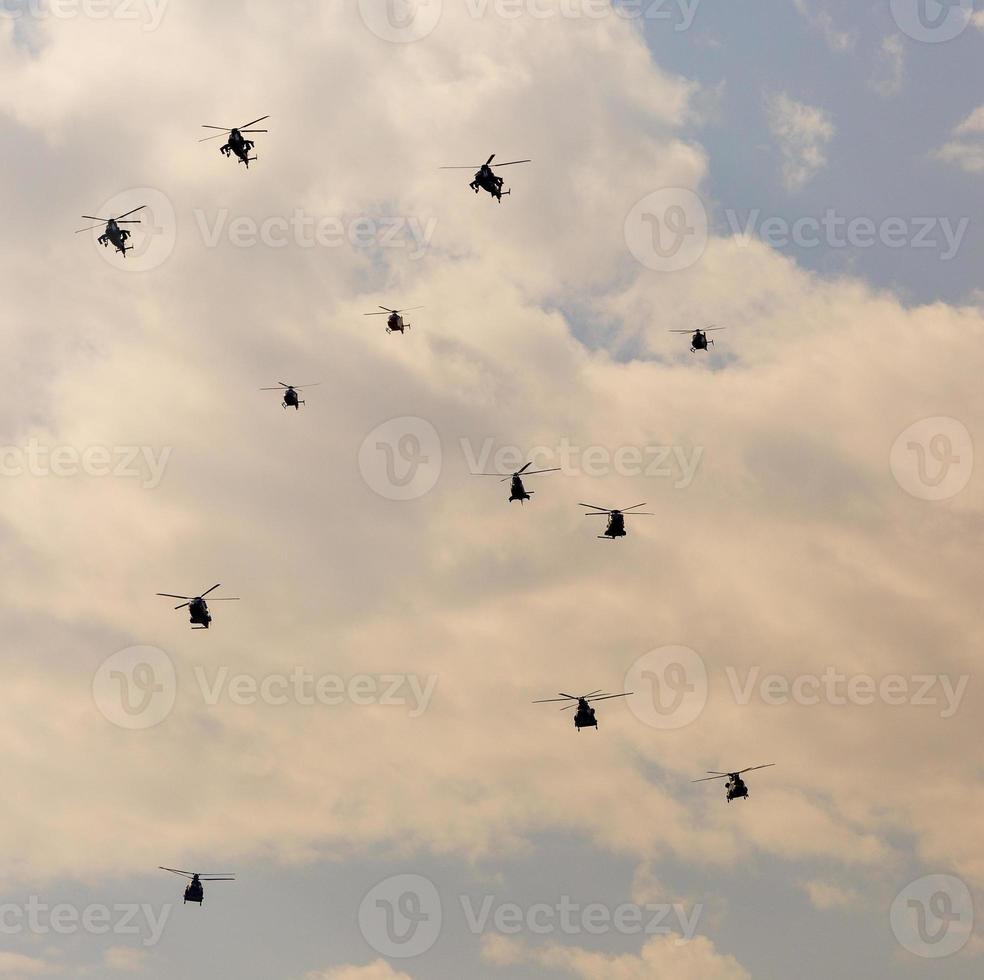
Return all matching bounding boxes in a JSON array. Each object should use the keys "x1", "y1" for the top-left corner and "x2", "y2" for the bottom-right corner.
[
  {"x1": 485, "y1": 153, "x2": 496, "y2": 165},
  {"x1": 532, "y1": 697, "x2": 576, "y2": 703},
  {"x1": 198, "y1": 132, "x2": 229, "y2": 143},
  {"x1": 173, "y1": 602, "x2": 190, "y2": 611},
  {"x1": 522, "y1": 468, "x2": 561, "y2": 477},
  {"x1": 579, "y1": 503, "x2": 612, "y2": 513},
  {"x1": 159, "y1": 867, "x2": 196, "y2": 878},
  {"x1": 115, "y1": 206, "x2": 146, "y2": 221},
  {"x1": 198, "y1": 875, "x2": 236, "y2": 880},
  {"x1": 199, "y1": 584, "x2": 221, "y2": 598},
  {"x1": 586, "y1": 692, "x2": 632, "y2": 702},
  {"x1": 201, "y1": 125, "x2": 235, "y2": 131},
  {"x1": 438, "y1": 165, "x2": 483, "y2": 170},
  {"x1": 736, "y1": 764, "x2": 776, "y2": 775},
  {"x1": 394, "y1": 307, "x2": 423, "y2": 314},
  {"x1": 494, "y1": 159, "x2": 532, "y2": 167},
  {"x1": 75, "y1": 224, "x2": 106, "y2": 234},
  {"x1": 517, "y1": 462, "x2": 534, "y2": 475},
  {"x1": 238, "y1": 115, "x2": 269, "y2": 129},
  {"x1": 691, "y1": 774, "x2": 729, "y2": 783},
  {"x1": 620, "y1": 504, "x2": 648, "y2": 512},
  {"x1": 209, "y1": 597, "x2": 241, "y2": 601},
  {"x1": 156, "y1": 593, "x2": 192, "y2": 600},
  {"x1": 240, "y1": 130, "x2": 267, "y2": 134}
]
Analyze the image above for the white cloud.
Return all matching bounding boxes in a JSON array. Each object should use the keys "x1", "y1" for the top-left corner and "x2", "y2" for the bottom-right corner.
[
  {"x1": 304, "y1": 963, "x2": 415, "y2": 980},
  {"x1": 765, "y1": 92, "x2": 835, "y2": 190},
  {"x1": 792, "y1": 0, "x2": 857, "y2": 52},
  {"x1": 483, "y1": 934, "x2": 751, "y2": 979},
  {"x1": 869, "y1": 35, "x2": 906, "y2": 98},
  {"x1": 935, "y1": 104, "x2": 984, "y2": 173}
]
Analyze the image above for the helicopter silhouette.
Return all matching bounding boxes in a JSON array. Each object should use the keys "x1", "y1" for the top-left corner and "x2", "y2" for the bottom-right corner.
[
  {"x1": 156, "y1": 584, "x2": 239, "y2": 629},
  {"x1": 669, "y1": 326, "x2": 726, "y2": 353},
  {"x1": 692, "y1": 764, "x2": 775, "y2": 802},
  {"x1": 440, "y1": 153, "x2": 531, "y2": 202},
  {"x1": 75, "y1": 205, "x2": 146, "y2": 258},
  {"x1": 533, "y1": 690, "x2": 632, "y2": 731},
  {"x1": 199, "y1": 115, "x2": 269, "y2": 168},
  {"x1": 363, "y1": 306, "x2": 422, "y2": 334},
  {"x1": 260, "y1": 381, "x2": 321, "y2": 410},
  {"x1": 475, "y1": 460, "x2": 560, "y2": 503},
  {"x1": 160, "y1": 868, "x2": 235, "y2": 906},
  {"x1": 581, "y1": 503, "x2": 654, "y2": 540}
]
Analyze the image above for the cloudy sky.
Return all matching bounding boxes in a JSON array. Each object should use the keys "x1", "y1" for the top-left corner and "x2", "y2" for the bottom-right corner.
[{"x1": 0, "y1": 0, "x2": 982, "y2": 977}]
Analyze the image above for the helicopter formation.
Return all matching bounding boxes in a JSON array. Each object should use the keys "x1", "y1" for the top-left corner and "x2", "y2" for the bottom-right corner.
[{"x1": 70, "y1": 119, "x2": 763, "y2": 918}]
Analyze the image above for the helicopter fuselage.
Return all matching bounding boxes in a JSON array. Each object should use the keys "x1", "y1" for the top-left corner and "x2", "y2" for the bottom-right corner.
[
  {"x1": 282, "y1": 387, "x2": 302, "y2": 409},
  {"x1": 574, "y1": 701, "x2": 598, "y2": 730},
  {"x1": 184, "y1": 877, "x2": 205, "y2": 904},
  {"x1": 601, "y1": 513, "x2": 627, "y2": 539},
  {"x1": 98, "y1": 219, "x2": 132, "y2": 256},
  {"x1": 470, "y1": 165, "x2": 508, "y2": 201},
  {"x1": 386, "y1": 313, "x2": 407, "y2": 334},
  {"x1": 509, "y1": 475, "x2": 532, "y2": 502},
  {"x1": 188, "y1": 597, "x2": 211, "y2": 629},
  {"x1": 691, "y1": 331, "x2": 713, "y2": 352},
  {"x1": 725, "y1": 776, "x2": 748, "y2": 802},
  {"x1": 222, "y1": 128, "x2": 256, "y2": 167}
]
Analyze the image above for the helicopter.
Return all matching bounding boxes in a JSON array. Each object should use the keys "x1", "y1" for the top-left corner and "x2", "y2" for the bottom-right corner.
[
  {"x1": 75, "y1": 205, "x2": 146, "y2": 258},
  {"x1": 156, "y1": 584, "x2": 239, "y2": 629},
  {"x1": 580, "y1": 503, "x2": 654, "y2": 540},
  {"x1": 160, "y1": 868, "x2": 235, "y2": 906},
  {"x1": 475, "y1": 460, "x2": 561, "y2": 503},
  {"x1": 199, "y1": 115, "x2": 269, "y2": 168},
  {"x1": 260, "y1": 381, "x2": 321, "y2": 410},
  {"x1": 669, "y1": 325, "x2": 726, "y2": 353},
  {"x1": 363, "y1": 306, "x2": 422, "y2": 335},
  {"x1": 440, "y1": 153, "x2": 531, "y2": 202},
  {"x1": 692, "y1": 764, "x2": 775, "y2": 802},
  {"x1": 533, "y1": 690, "x2": 632, "y2": 732}
]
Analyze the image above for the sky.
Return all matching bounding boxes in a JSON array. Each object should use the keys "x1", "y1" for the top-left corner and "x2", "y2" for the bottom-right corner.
[{"x1": 0, "y1": 0, "x2": 982, "y2": 977}]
